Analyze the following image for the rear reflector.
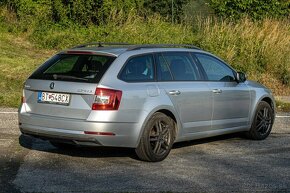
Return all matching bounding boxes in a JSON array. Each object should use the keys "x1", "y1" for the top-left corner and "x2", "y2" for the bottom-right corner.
[
  {"x1": 84, "y1": 131, "x2": 115, "y2": 136},
  {"x1": 92, "y1": 88, "x2": 122, "y2": 110},
  {"x1": 21, "y1": 96, "x2": 26, "y2": 103}
]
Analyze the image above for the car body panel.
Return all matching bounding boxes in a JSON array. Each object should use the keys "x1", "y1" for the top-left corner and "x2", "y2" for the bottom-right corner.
[
  {"x1": 208, "y1": 81, "x2": 251, "y2": 130},
  {"x1": 157, "y1": 81, "x2": 213, "y2": 134}
]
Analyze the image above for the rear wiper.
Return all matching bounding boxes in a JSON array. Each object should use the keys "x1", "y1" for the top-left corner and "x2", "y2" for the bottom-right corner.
[{"x1": 52, "y1": 74, "x2": 88, "y2": 81}]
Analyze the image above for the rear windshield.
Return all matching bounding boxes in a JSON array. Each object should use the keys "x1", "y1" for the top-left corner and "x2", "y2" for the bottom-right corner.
[{"x1": 30, "y1": 54, "x2": 116, "y2": 83}]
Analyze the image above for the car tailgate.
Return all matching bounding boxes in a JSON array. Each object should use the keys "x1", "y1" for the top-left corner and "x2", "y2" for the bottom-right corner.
[{"x1": 22, "y1": 79, "x2": 96, "y2": 120}]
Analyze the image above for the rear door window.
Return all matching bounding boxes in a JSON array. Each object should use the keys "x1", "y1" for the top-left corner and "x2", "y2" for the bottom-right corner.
[
  {"x1": 157, "y1": 52, "x2": 201, "y2": 81},
  {"x1": 30, "y1": 54, "x2": 116, "y2": 83}
]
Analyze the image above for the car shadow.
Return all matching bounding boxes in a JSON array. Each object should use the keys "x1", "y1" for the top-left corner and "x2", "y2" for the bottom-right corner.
[
  {"x1": 173, "y1": 132, "x2": 244, "y2": 149},
  {"x1": 19, "y1": 134, "x2": 138, "y2": 159},
  {"x1": 19, "y1": 133, "x2": 245, "y2": 160}
]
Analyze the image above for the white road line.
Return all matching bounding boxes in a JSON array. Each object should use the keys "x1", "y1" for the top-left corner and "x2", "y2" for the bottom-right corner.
[
  {"x1": 276, "y1": 115, "x2": 290, "y2": 118},
  {"x1": 0, "y1": 112, "x2": 18, "y2": 114}
]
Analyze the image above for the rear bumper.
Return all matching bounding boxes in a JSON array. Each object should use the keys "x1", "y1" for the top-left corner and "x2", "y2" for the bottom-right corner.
[{"x1": 19, "y1": 112, "x2": 141, "y2": 148}]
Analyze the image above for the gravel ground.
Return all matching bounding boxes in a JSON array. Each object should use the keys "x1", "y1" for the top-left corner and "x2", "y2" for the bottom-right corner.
[{"x1": 0, "y1": 108, "x2": 289, "y2": 193}]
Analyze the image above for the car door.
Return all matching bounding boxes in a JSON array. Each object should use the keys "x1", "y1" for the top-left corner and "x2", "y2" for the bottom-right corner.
[
  {"x1": 194, "y1": 53, "x2": 251, "y2": 130},
  {"x1": 156, "y1": 52, "x2": 213, "y2": 134}
]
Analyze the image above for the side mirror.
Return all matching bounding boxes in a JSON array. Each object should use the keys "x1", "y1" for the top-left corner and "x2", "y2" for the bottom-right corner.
[{"x1": 236, "y1": 72, "x2": 247, "y2": 83}]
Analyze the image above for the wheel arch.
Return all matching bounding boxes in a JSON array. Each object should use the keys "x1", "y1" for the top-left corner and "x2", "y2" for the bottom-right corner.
[
  {"x1": 261, "y1": 97, "x2": 275, "y2": 111},
  {"x1": 250, "y1": 95, "x2": 276, "y2": 126},
  {"x1": 136, "y1": 106, "x2": 182, "y2": 146},
  {"x1": 156, "y1": 109, "x2": 178, "y2": 138}
]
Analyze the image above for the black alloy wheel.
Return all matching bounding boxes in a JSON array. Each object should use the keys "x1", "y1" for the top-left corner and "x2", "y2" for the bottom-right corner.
[
  {"x1": 246, "y1": 101, "x2": 274, "y2": 140},
  {"x1": 135, "y1": 112, "x2": 175, "y2": 162}
]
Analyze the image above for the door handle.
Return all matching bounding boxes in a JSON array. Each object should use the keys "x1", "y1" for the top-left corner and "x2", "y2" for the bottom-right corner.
[
  {"x1": 168, "y1": 90, "x2": 181, "y2": 95},
  {"x1": 212, "y1": 89, "x2": 222, "y2": 94}
]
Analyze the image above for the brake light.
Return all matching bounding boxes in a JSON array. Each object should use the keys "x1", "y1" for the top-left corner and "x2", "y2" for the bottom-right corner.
[{"x1": 92, "y1": 88, "x2": 122, "y2": 110}]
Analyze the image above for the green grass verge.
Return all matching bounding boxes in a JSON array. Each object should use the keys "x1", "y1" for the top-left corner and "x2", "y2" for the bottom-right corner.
[
  {"x1": 0, "y1": 27, "x2": 54, "y2": 107},
  {"x1": 276, "y1": 100, "x2": 290, "y2": 112}
]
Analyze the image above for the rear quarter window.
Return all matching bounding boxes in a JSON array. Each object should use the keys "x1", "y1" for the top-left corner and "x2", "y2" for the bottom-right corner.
[{"x1": 119, "y1": 54, "x2": 155, "y2": 82}]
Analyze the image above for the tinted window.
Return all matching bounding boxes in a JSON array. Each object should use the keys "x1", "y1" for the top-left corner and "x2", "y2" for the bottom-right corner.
[
  {"x1": 195, "y1": 53, "x2": 235, "y2": 81},
  {"x1": 30, "y1": 54, "x2": 115, "y2": 83},
  {"x1": 157, "y1": 52, "x2": 199, "y2": 81},
  {"x1": 119, "y1": 54, "x2": 154, "y2": 82},
  {"x1": 156, "y1": 54, "x2": 173, "y2": 81}
]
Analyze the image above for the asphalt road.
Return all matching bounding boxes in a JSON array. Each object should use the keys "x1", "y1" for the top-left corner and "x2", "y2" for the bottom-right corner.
[{"x1": 0, "y1": 108, "x2": 289, "y2": 193}]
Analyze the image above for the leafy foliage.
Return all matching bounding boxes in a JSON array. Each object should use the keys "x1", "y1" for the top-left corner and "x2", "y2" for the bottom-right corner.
[
  {"x1": 144, "y1": 0, "x2": 188, "y2": 21},
  {"x1": 2, "y1": 0, "x2": 190, "y2": 24},
  {"x1": 209, "y1": 0, "x2": 290, "y2": 20},
  {"x1": 3, "y1": 0, "x2": 144, "y2": 25}
]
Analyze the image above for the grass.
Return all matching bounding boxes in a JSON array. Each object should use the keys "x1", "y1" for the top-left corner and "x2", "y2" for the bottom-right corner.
[
  {"x1": 0, "y1": 7, "x2": 289, "y2": 108},
  {"x1": 276, "y1": 100, "x2": 290, "y2": 112},
  {"x1": 0, "y1": 25, "x2": 54, "y2": 107},
  {"x1": 29, "y1": 14, "x2": 290, "y2": 96},
  {"x1": 29, "y1": 13, "x2": 196, "y2": 49},
  {"x1": 193, "y1": 17, "x2": 290, "y2": 95}
]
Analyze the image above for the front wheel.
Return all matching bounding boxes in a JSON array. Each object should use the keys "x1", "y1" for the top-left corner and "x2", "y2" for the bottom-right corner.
[
  {"x1": 135, "y1": 112, "x2": 175, "y2": 162},
  {"x1": 246, "y1": 101, "x2": 274, "y2": 140}
]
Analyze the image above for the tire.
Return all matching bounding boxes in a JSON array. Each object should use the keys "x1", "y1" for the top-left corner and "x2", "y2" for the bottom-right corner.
[
  {"x1": 246, "y1": 101, "x2": 274, "y2": 140},
  {"x1": 135, "y1": 112, "x2": 175, "y2": 162}
]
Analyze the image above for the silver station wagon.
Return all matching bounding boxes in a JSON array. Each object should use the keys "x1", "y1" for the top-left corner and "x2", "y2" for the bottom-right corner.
[{"x1": 19, "y1": 43, "x2": 275, "y2": 162}]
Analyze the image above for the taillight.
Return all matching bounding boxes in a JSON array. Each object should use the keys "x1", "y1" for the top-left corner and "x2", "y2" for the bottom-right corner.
[{"x1": 92, "y1": 88, "x2": 122, "y2": 110}]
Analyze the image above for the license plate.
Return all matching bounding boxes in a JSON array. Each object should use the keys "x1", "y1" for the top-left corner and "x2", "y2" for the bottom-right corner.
[{"x1": 38, "y1": 92, "x2": 70, "y2": 105}]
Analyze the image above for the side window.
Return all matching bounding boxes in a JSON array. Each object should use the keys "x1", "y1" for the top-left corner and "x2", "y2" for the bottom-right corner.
[
  {"x1": 157, "y1": 52, "x2": 200, "y2": 81},
  {"x1": 119, "y1": 54, "x2": 154, "y2": 82},
  {"x1": 156, "y1": 54, "x2": 173, "y2": 81},
  {"x1": 195, "y1": 53, "x2": 235, "y2": 81}
]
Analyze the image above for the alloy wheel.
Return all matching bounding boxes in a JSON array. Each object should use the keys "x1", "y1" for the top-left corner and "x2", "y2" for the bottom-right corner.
[
  {"x1": 255, "y1": 106, "x2": 273, "y2": 135},
  {"x1": 149, "y1": 120, "x2": 171, "y2": 156}
]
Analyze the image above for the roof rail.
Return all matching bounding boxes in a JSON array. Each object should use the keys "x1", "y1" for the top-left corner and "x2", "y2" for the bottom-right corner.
[
  {"x1": 72, "y1": 42, "x2": 133, "y2": 49},
  {"x1": 72, "y1": 42, "x2": 201, "y2": 50},
  {"x1": 127, "y1": 44, "x2": 201, "y2": 51}
]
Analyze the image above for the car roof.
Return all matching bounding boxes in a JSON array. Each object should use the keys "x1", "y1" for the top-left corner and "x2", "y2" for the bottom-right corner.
[{"x1": 61, "y1": 43, "x2": 205, "y2": 57}]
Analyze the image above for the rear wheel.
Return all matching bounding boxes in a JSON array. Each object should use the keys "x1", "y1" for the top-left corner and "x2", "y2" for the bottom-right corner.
[
  {"x1": 135, "y1": 112, "x2": 175, "y2": 162},
  {"x1": 246, "y1": 101, "x2": 274, "y2": 140}
]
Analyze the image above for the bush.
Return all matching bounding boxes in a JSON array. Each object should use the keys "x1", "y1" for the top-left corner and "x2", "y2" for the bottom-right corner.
[
  {"x1": 183, "y1": 0, "x2": 213, "y2": 19},
  {"x1": 144, "y1": 0, "x2": 189, "y2": 21},
  {"x1": 209, "y1": 0, "x2": 290, "y2": 20},
  {"x1": 2, "y1": 0, "x2": 192, "y2": 25},
  {"x1": 3, "y1": 0, "x2": 144, "y2": 25}
]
